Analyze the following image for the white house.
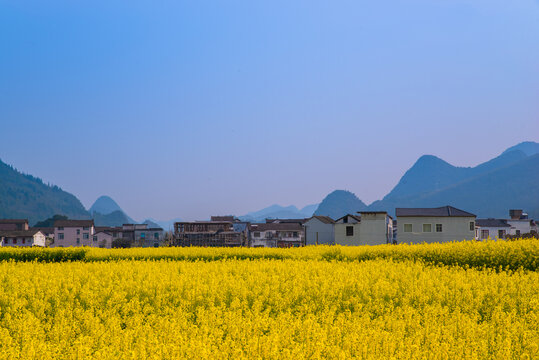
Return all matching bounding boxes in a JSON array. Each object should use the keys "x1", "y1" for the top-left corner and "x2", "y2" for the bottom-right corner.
[
  {"x1": 505, "y1": 210, "x2": 537, "y2": 237},
  {"x1": 92, "y1": 231, "x2": 114, "y2": 248},
  {"x1": 335, "y1": 212, "x2": 394, "y2": 246},
  {"x1": 0, "y1": 230, "x2": 46, "y2": 247},
  {"x1": 303, "y1": 216, "x2": 335, "y2": 245},
  {"x1": 475, "y1": 219, "x2": 511, "y2": 240},
  {"x1": 249, "y1": 223, "x2": 304, "y2": 247},
  {"x1": 396, "y1": 206, "x2": 476, "y2": 244}
]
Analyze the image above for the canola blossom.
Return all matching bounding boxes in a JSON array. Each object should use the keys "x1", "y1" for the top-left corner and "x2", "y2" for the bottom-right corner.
[{"x1": 0, "y1": 240, "x2": 537, "y2": 359}]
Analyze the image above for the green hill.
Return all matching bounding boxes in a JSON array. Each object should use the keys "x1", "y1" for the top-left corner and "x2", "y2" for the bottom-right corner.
[{"x1": 0, "y1": 159, "x2": 90, "y2": 225}]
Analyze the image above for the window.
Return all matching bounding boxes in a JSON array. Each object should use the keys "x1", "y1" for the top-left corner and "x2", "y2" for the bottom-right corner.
[
  {"x1": 93, "y1": 236, "x2": 97, "y2": 242},
  {"x1": 346, "y1": 226, "x2": 354, "y2": 236},
  {"x1": 83, "y1": 226, "x2": 89, "y2": 231},
  {"x1": 13, "y1": 238, "x2": 17, "y2": 244},
  {"x1": 293, "y1": 232, "x2": 298, "y2": 238},
  {"x1": 83, "y1": 233, "x2": 89, "y2": 240},
  {"x1": 140, "y1": 232, "x2": 146, "y2": 239},
  {"x1": 22, "y1": 238, "x2": 26, "y2": 244},
  {"x1": 516, "y1": 230, "x2": 521, "y2": 236},
  {"x1": 76, "y1": 238, "x2": 80, "y2": 245},
  {"x1": 58, "y1": 233, "x2": 64, "y2": 240},
  {"x1": 403, "y1": 224, "x2": 412, "y2": 233},
  {"x1": 436, "y1": 224, "x2": 443, "y2": 232},
  {"x1": 76, "y1": 229, "x2": 80, "y2": 235},
  {"x1": 57, "y1": 227, "x2": 64, "y2": 231},
  {"x1": 4, "y1": 238, "x2": 9, "y2": 244},
  {"x1": 154, "y1": 232, "x2": 159, "y2": 240},
  {"x1": 498, "y1": 230, "x2": 506, "y2": 239},
  {"x1": 253, "y1": 232, "x2": 260, "y2": 238},
  {"x1": 422, "y1": 224, "x2": 432, "y2": 232},
  {"x1": 481, "y1": 229, "x2": 489, "y2": 239},
  {"x1": 469, "y1": 222, "x2": 475, "y2": 231}
]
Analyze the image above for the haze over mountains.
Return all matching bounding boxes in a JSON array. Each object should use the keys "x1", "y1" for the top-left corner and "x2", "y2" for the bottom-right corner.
[{"x1": 0, "y1": 141, "x2": 537, "y2": 225}]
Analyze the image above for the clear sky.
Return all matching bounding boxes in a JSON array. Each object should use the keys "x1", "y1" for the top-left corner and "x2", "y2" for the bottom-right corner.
[{"x1": 1, "y1": 0, "x2": 538, "y2": 221}]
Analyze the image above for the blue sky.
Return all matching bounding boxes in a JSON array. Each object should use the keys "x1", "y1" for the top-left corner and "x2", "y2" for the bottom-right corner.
[{"x1": 1, "y1": 0, "x2": 538, "y2": 220}]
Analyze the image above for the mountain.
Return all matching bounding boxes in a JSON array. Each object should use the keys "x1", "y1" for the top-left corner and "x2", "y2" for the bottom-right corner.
[
  {"x1": 89, "y1": 195, "x2": 136, "y2": 225},
  {"x1": 89, "y1": 196, "x2": 123, "y2": 215},
  {"x1": 502, "y1": 141, "x2": 539, "y2": 157},
  {"x1": 314, "y1": 190, "x2": 367, "y2": 219},
  {"x1": 367, "y1": 142, "x2": 539, "y2": 218},
  {"x1": 0, "y1": 159, "x2": 90, "y2": 225},
  {"x1": 239, "y1": 203, "x2": 319, "y2": 222},
  {"x1": 92, "y1": 210, "x2": 132, "y2": 227}
]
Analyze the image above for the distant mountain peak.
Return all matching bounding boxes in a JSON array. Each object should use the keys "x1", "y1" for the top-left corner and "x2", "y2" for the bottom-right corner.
[
  {"x1": 502, "y1": 141, "x2": 539, "y2": 157},
  {"x1": 89, "y1": 195, "x2": 123, "y2": 215},
  {"x1": 314, "y1": 190, "x2": 367, "y2": 219}
]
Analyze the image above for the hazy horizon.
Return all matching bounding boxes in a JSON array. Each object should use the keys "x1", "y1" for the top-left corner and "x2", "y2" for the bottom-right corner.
[{"x1": 2, "y1": 1, "x2": 539, "y2": 220}]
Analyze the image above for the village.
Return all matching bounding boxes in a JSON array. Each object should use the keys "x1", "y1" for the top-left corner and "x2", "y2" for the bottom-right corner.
[{"x1": 0, "y1": 207, "x2": 536, "y2": 248}]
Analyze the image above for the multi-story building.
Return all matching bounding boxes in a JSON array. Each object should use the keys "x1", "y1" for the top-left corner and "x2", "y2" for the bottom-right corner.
[
  {"x1": 174, "y1": 217, "x2": 249, "y2": 247},
  {"x1": 506, "y1": 210, "x2": 537, "y2": 237},
  {"x1": 53, "y1": 220, "x2": 95, "y2": 247},
  {"x1": 396, "y1": 206, "x2": 476, "y2": 244},
  {"x1": 249, "y1": 222, "x2": 304, "y2": 247}
]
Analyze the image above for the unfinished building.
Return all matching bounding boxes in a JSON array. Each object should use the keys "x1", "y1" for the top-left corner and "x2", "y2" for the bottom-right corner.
[{"x1": 173, "y1": 218, "x2": 249, "y2": 247}]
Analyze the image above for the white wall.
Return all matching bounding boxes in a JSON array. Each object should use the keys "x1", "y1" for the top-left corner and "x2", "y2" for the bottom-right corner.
[{"x1": 397, "y1": 216, "x2": 476, "y2": 244}]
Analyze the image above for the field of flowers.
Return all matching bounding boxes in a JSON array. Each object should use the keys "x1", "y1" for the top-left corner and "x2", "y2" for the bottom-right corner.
[{"x1": 0, "y1": 240, "x2": 537, "y2": 359}]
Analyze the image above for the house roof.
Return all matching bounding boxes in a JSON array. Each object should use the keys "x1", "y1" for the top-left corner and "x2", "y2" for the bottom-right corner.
[
  {"x1": 0, "y1": 219, "x2": 29, "y2": 224},
  {"x1": 307, "y1": 215, "x2": 335, "y2": 224},
  {"x1": 476, "y1": 219, "x2": 511, "y2": 228},
  {"x1": 31, "y1": 227, "x2": 54, "y2": 235},
  {"x1": 249, "y1": 223, "x2": 303, "y2": 231},
  {"x1": 265, "y1": 218, "x2": 308, "y2": 224},
  {"x1": 336, "y1": 214, "x2": 362, "y2": 223},
  {"x1": 0, "y1": 229, "x2": 42, "y2": 237},
  {"x1": 54, "y1": 220, "x2": 94, "y2": 228},
  {"x1": 395, "y1": 206, "x2": 476, "y2": 217}
]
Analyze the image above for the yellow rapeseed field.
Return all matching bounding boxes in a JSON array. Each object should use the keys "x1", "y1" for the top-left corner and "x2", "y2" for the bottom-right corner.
[{"x1": 0, "y1": 240, "x2": 537, "y2": 359}]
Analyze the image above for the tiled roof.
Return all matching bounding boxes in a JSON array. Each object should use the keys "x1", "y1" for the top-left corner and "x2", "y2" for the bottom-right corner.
[
  {"x1": 476, "y1": 219, "x2": 511, "y2": 228},
  {"x1": 249, "y1": 223, "x2": 303, "y2": 231},
  {"x1": 307, "y1": 216, "x2": 335, "y2": 224},
  {"x1": 396, "y1": 206, "x2": 476, "y2": 217},
  {"x1": 0, "y1": 229, "x2": 41, "y2": 237},
  {"x1": 336, "y1": 214, "x2": 362, "y2": 223},
  {"x1": 0, "y1": 219, "x2": 28, "y2": 224},
  {"x1": 54, "y1": 220, "x2": 94, "y2": 228}
]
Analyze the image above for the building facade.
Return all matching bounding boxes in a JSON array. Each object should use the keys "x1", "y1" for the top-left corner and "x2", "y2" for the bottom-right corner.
[
  {"x1": 334, "y1": 212, "x2": 393, "y2": 246},
  {"x1": 396, "y1": 206, "x2": 476, "y2": 244},
  {"x1": 174, "y1": 218, "x2": 248, "y2": 247},
  {"x1": 53, "y1": 220, "x2": 95, "y2": 247},
  {"x1": 303, "y1": 216, "x2": 335, "y2": 245},
  {"x1": 0, "y1": 229, "x2": 46, "y2": 247},
  {"x1": 249, "y1": 222, "x2": 304, "y2": 247},
  {"x1": 475, "y1": 219, "x2": 511, "y2": 240}
]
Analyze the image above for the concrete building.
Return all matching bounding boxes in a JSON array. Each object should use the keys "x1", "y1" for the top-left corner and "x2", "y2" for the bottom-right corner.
[
  {"x1": 174, "y1": 217, "x2": 249, "y2": 247},
  {"x1": 53, "y1": 220, "x2": 95, "y2": 247},
  {"x1": 304, "y1": 216, "x2": 335, "y2": 245},
  {"x1": 0, "y1": 229, "x2": 46, "y2": 247},
  {"x1": 396, "y1": 206, "x2": 476, "y2": 244},
  {"x1": 249, "y1": 222, "x2": 304, "y2": 247},
  {"x1": 475, "y1": 219, "x2": 511, "y2": 240},
  {"x1": 334, "y1": 212, "x2": 394, "y2": 246},
  {"x1": 505, "y1": 210, "x2": 537, "y2": 237},
  {"x1": 0, "y1": 219, "x2": 29, "y2": 231},
  {"x1": 92, "y1": 231, "x2": 114, "y2": 248}
]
